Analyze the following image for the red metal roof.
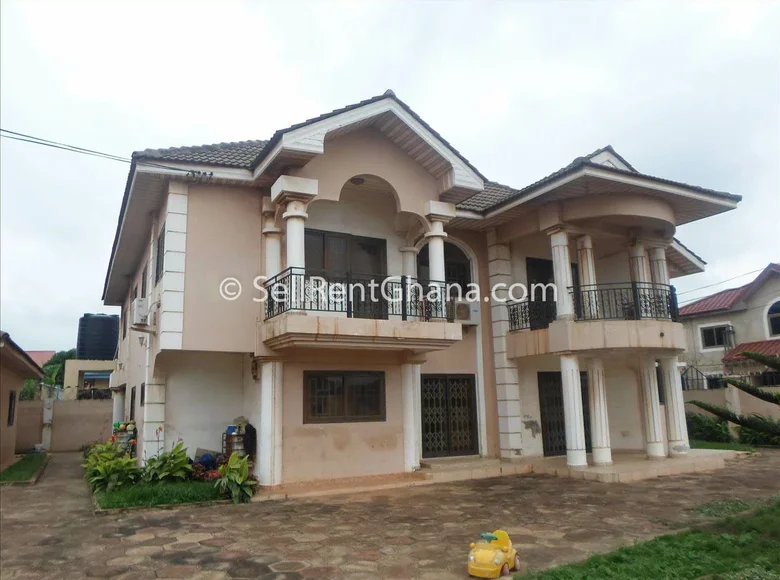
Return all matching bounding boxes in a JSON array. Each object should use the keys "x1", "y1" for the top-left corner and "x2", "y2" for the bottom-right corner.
[
  {"x1": 722, "y1": 340, "x2": 780, "y2": 363},
  {"x1": 26, "y1": 350, "x2": 55, "y2": 367},
  {"x1": 679, "y1": 263, "x2": 780, "y2": 317}
]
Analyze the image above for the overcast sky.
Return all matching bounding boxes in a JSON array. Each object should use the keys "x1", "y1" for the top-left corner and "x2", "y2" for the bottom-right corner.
[{"x1": 1, "y1": 0, "x2": 778, "y2": 351}]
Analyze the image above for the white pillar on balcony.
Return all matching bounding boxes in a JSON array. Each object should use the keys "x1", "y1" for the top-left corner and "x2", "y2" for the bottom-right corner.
[
  {"x1": 576, "y1": 234, "x2": 598, "y2": 319},
  {"x1": 639, "y1": 357, "x2": 667, "y2": 459},
  {"x1": 401, "y1": 363, "x2": 419, "y2": 471},
  {"x1": 648, "y1": 246, "x2": 670, "y2": 286},
  {"x1": 424, "y1": 223, "x2": 447, "y2": 283},
  {"x1": 262, "y1": 197, "x2": 282, "y2": 279},
  {"x1": 661, "y1": 357, "x2": 690, "y2": 456},
  {"x1": 271, "y1": 176, "x2": 318, "y2": 271},
  {"x1": 628, "y1": 241, "x2": 651, "y2": 283},
  {"x1": 587, "y1": 357, "x2": 612, "y2": 466},
  {"x1": 258, "y1": 360, "x2": 283, "y2": 486},
  {"x1": 561, "y1": 354, "x2": 587, "y2": 468},
  {"x1": 549, "y1": 229, "x2": 574, "y2": 319},
  {"x1": 399, "y1": 246, "x2": 418, "y2": 279}
]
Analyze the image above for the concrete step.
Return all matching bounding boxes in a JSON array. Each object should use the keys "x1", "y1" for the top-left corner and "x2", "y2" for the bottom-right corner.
[
  {"x1": 419, "y1": 457, "x2": 531, "y2": 483},
  {"x1": 420, "y1": 456, "x2": 501, "y2": 472}
]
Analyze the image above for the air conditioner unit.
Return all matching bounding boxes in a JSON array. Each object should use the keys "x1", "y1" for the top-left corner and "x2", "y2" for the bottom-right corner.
[
  {"x1": 452, "y1": 299, "x2": 480, "y2": 326},
  {"x1": 132, "y1": 297, "x2": 148, "y2": 326}
]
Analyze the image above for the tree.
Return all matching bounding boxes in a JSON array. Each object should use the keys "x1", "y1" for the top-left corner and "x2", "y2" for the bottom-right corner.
[
  {"x1": 18, "y1": 349, "x2": 76, "y2": 401},
  {"x1": 689, "y1": 351, "x2": 780, "y2": 445}
]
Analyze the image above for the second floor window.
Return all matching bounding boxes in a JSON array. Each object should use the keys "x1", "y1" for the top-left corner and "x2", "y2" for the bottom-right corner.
[
  {"x1": 122, "y1": 308, "x2": 127, "y2": 339},
  {"x1": 155, "y1": 222, "x2": 166, "y2": 285},
  {"x1": 768, "y1": 300, "x2": 780, "y2": 337},
  {"x1": 701, "y1": 325, "x2": 729, "y2": 349},
  {"x1": 141, "y1": 264, "x2": 148, "y2": 298}
]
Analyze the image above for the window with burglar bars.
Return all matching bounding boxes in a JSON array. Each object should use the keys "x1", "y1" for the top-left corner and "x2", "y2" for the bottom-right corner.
[{"x1": 304, "y1": 371, "x2": 385, "y2": 423}]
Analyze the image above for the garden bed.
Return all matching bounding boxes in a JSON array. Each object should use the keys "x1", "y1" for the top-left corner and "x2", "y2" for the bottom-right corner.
[
  {"x1": 93, "y1": 480, "x2": 227, "y2": 513},
  {"x1": 0, "y1": 453, "x2": 49, "y2": 485},
  {"x1": 691, "y1": 440, "x2": 757, "y2": 452}
]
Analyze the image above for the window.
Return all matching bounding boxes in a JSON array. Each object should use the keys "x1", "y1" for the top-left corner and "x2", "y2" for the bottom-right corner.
[
  {"x1": 122, "y1": 307, "x2": 127, "y2": 339},
  {"x1": 304, "y1": 371, "x2": 385, "y2": 423},
  {"x1": 768, "y1": 300, "x2": 780, "y2": 337},
  {"x1": 7, "y1": 391, "x2": 16, "y2": 426},
  {"x1": 141, "y1": 264, "x2": 148, "y2": 298},
  {"x1": 155, "y1": 222, "x2": 166, "y2": 284},
  {"x1": 655, "y1": 361, "x2": 665, "y2": 404},
  {"x1": 140, "y1": 383, "x2": 145, "y2": 407},
  {"x1": 132, "y1": 285, "x2": 138, "y2": 300},
  {"x1": 701, "y1": 325, "x2": 730, "y2": 349},
  {"x1": 129, "y1": 387, "x2": 136, "y2": 421}
]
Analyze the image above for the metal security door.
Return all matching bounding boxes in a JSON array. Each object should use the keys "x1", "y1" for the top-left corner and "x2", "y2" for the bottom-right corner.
[
  {"x1": 537, "y1": 372, "x2": 592, "y2": 457},
  {"x1": 421, "y1": 375, "x2": 478, "y2": 458}
]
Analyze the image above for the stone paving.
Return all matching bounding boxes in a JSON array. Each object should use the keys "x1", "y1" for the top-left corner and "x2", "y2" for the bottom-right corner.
[{"x1": 1, "y1": 451, "x2": 779, "y2": 580}]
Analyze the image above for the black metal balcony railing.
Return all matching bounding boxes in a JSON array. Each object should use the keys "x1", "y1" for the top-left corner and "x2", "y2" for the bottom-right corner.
[
  {"x1": 507, "y1": 300, "x2": 557, "y2": 332},
  {"x1": 507, "y1": 282, "x2": 680, "y2": 332},
  {"x1": 264, "y1": 267, "x2": 452, "y2": 321},
  {"x1": 571, "y1": 282, "x2": 680, "y2": 322}
]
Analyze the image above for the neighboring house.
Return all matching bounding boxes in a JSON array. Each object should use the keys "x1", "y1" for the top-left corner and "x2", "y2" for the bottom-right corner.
[
  {"x1": 103, "y1": 90, "x2": 741, "y2": 485},
  {"x1": 27, "y1": 350, "x2": 55, "y2": 368},
  {"x1": 679, "y1": 263, "x2": 780, "y2": 388},
  {"x1": 0, "y1": 331, "x2": 44, "y2": 468},
  {"x1": 63, "y1": 314, "x2": 119, "y2": 400}
]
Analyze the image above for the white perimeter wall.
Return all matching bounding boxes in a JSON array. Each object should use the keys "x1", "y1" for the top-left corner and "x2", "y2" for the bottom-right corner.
[{"x1": 165, "y1": 351, "x2": 245, "y2": 456}]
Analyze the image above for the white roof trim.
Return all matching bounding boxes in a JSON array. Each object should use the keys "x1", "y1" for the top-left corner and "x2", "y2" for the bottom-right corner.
[
  {"x1": 671, "y1": 239, "x2": 706, "y2": 273},
  {"x1": 252, "y1": 97, "x2": 484, "y2": 195}
]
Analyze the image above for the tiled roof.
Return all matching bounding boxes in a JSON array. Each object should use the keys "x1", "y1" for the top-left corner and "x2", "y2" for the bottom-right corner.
[
  {"x1": 679, "y1": 263, "x2": 780, "y2": 317},
  {"x1": 26, "y1": 350, "x2": 55, "y2": 367},
  {"x1": 133, "y1": 140, "x2": 268, "y2": 169},
  {"x1": 679, "y1": 286, "x2": 746, "y2": 317},
  {"x1": 722, "y1": 340, "x2": 780, "y2": 363}
]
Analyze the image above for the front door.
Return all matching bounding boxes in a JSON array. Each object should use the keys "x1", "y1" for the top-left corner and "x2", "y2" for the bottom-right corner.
[
  {"x1": 421, "y1": 374, "x2": 478, "y2": 458},
  {"x1": 537, "y1": 372, "x2": 592, "y2": 457}
]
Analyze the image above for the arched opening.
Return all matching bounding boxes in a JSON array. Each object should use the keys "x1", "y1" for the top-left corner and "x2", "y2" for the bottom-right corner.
[
  {"x1": 768, "y1": 300, "x2": 780, "y2": 337},
  {"x1": 416, "y1": 242, "x2": 472, "y2": 287}
]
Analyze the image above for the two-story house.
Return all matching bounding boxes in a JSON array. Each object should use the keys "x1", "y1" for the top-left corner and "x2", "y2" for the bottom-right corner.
[
  {"x1": 679, "y1": 263, "x2": 780, "y2": 389},
  {"x1": 103, "y1": 90, "x2": 740, "y2": 486}
]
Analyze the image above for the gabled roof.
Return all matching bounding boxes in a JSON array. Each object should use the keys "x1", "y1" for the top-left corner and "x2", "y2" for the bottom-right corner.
[
  {"x1": 0, "y1": 331, "x2": 45, "y2": 378},
  {"x1": 722, "y1": 339, "x2": 780, "y2": 363},
  {"x1": 455, "y1": 146, "x2": 740, "y2": 214},
  {"x1": 679, "y1": 263, "x2": 780, "y2": 317},
  {"x1": 27, "y1": 350, "x2": 55, "y2": 367}
]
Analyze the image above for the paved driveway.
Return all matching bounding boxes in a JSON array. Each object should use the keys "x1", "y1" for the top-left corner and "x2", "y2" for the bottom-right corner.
[{"x1": 1, "y1": 452, "x2": 779, "y2": 580}]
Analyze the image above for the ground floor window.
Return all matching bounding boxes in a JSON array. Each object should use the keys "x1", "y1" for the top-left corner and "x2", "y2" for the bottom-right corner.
[
  {"x1": 304, "y1": 371, "x2": 385, "y2": 423},
  {"x1": 7, "y1": 390, "x2": 16, "y2": 426}
]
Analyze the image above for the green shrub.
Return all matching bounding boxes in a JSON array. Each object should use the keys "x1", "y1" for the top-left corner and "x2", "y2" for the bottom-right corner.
[
  {"x1": 87, "y1": 456, "x2": 141, "y2": 492},
  {"x1": 214, "y1": 452, "x2": 257, "y2": 504},
  {"x1": 96, "y1": 481, "x2": 221, "y2": 509},
  {"x1": 686, "y1": 412, "x2": 734, "y2": 443},
  {"x1": 142, "y1": 441, "x2": 192, "y2": 483},
  {"x1": 739, "y1": 425, "x2": 780, "y2": 447}
]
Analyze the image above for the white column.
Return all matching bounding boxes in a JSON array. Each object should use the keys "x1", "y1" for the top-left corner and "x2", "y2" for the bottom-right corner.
[
  {"x1": 561, "y1": 355, "x2": 587, "y2": 468},
  {"x1": 413, "y1": 363, "x2": 423, "y2": 465},
  {"x1": 141, "y1": 379, "x2": 166, "y2": 459},
  {"x1": 576, "y1": 235, "x2": 598, "y2": 319},
  {"x1": 549, "y1": 229, "x2": 574, "y2": 319},
  {"x1": 587, "y1": 358, "x2": 612, "y2": 466},
  {"x1": 401, "y1": 363, "x2": 419, "y2": 471},
  {"x1": 639, "y1": 358, "x2": 666, "y2": 459},
  {"x1": 488, "y1": 230, "x2": 523, "y2": 459},
  {"x1": 111, "y1": 389, "x2": 125, "y2": 425},
  {"x1": 661, "y1": 357, "x2": 690, "y2": 456},
  {"x1": 629, "y1": 241, "x2": 650, "y2": 283},
  {"x1": 283, "y1": 200, "x2": 307, "y2": 270},
  {"x1": 258, "y1": 361, "x2": 283, "y2": 486},
  {"x1": 648, "y1": 247, "x2": 670, "y2": 286},
  {"x1": 425, "y1": 221, "x2": 447, "y2": 283},
  {"x1": 399, "y1": 246, "x2": 418, "y2": 279}
]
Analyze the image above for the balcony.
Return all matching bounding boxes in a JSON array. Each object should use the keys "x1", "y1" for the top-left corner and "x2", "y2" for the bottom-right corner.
[
  {"x1": 260, "y1": 267, "x2": 462, "y2": 352},
  {"x1": 505, "y1": 282, "x2": 685, "y2": 358}
]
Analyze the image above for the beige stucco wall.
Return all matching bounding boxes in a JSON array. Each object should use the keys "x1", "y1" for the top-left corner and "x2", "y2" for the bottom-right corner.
[
  {"x1": 291, "y1": 128, "x2": 440, "y2": 221},
  {"x1": 182, "y1": 185, "x2": 263, "y2": 353},
  {"x1": 15, "y1": 400, "x2": 43, "y2": 453},
  {"x1": 281, "y1": 351, "x2": 405, "y2": 483},
  {"x1": 0, "y1": 364, "x2": 23, "y2": 467},
  {"x1": 63, "y1": 359, "x2": 116, "y2": 400},
  {"x1": 164, "y1": 351, "x2": 245, "y2": 455},
  {"x1": 50, "y1": 400, "x2": 113, "y2": 452}
]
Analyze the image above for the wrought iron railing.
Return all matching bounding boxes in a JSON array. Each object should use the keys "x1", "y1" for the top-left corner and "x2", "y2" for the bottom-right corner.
[
  {"x1": 507, "y1": 299, "x2": 557, "y2": 332},
  {"x1": 77, "y1": 388, "x2": 112, "y2": 400},
  {"x1": 570, "y1": 282, "x2": 680, "y2": 322},
  {"x1": 264, "y1": 267, "x2": 452, "y2": 321}
]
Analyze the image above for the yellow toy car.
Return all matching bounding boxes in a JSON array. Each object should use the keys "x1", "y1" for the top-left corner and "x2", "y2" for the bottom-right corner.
[{"x1": 467, "y1": 530, "x2": 520, "y2": 578}]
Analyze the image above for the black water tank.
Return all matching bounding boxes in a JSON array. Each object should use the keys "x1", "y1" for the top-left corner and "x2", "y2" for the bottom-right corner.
[{"x1": 76, "y1": 314, "x2": 119, "y2": 360}]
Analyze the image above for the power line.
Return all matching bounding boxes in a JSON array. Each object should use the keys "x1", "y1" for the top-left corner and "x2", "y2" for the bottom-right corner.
[
  {"x1": 676, "y1": 268, "x2": 764, "y2": 303},
  {"x1": 0, "y1": 128, "x2": 197, "y2": 174}
]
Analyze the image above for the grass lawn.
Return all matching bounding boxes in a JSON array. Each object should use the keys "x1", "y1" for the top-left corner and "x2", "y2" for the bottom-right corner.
[
  {"x1": 0, "y1": 453, "x2": 47, "y2": 483},
  {"x1": 516, "y1": 497, "x2": 780, "y2": 579},
  {"x1": 95, "y1": 480, "x2": 223, "y2": 509},
  {"x1": 691, "y1": 440, "x2": 756, "y2": 452}
]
